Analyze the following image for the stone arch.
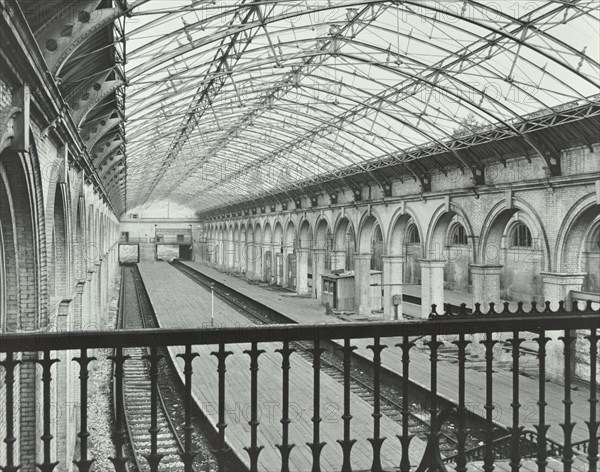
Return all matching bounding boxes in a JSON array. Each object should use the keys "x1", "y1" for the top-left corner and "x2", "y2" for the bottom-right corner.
[
  {"x1": 371, "y1": 223, "x2": 384, "y2": 271},
  {"x1": 252, "y1": 221, "x2": 263, "y2": 277},
  {"x1": 232, "y1": 222, "x2": 240, "y2": 268},
  {"x1": 480, "y1": 199, "x2": 550, "y2": 269},
  {"x1": 263, "y1": 221, "x2": 272, "y2": 245},
  {"x1": 226, "y1": 223, "x2": 234, "y2": 267},
  {"x1": 0, "y1": 158, "x2": 18, "y2": 333},
  {"x1": 0, "y1": 144, "x2": 46, "y2": 467},
  {"x1": 298, "y1": 218, "x2": 312, "y2": 249},
  {"x1": 273, "y1": 220, "x2": 283, "y2": 247},
  {"x1": 480, "y1": 198, "x2": 550, "y2": 301},
  {"x1": 262, "y1": 221, "x2": 273, "y2": 281},
  {"x1": 554, "y1": 193, "x2": 600, "y2": 291},
  {"x1": 284, "y1": 219, "x2": 296, "y2": 289},
  {"x1": 356, "y1": 210, "x2": 385, "y2": 254},
  {"x1": 49, "y1": 182, "x2": 70, "y2": 301},
  {"x1": 388, "y1": 209, "x2": 423, "y2": 284},
  {"x1": 425, "y1": 203, "x2": 476, "y2": 293},
  {"x1": 333, "y1": 216, "x2": 356, "y2": 271}
]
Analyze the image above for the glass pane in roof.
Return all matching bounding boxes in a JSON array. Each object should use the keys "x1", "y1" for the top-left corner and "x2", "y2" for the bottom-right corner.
[{"x1": 121, "y1": 0, "x2": 599, "y2": 213}]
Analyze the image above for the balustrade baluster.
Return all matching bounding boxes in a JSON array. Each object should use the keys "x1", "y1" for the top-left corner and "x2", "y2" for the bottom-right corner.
[
  {"x1": 244, "y1": 342, "x2": 265, "y2": 472},
  {"x1": 368, "y1": 336, "x2": 386, "y2": 472},
  {"x1": 177, "y1": 345, "x2": 200, "y2": 472},
  {"x1": 535, "y1": 330, "x2": 550, "y2": 472},
  {"x1": 307, "y1": 335, "x2": 326, "y2": 472},
  {"x1": 560, "y1": 331, "x2": 575, "y2": 472},
  {"x1": 73, "y1": 349, "x2": 96, "y2": 472},
  {"x1": 481, "y1": 332, "x2": 498, "y2": 472},
  {"x1": 0, "y1": 352, "x2": 21, "y2": 472},
  {"x1": 211, "y1": 342, "x2": 233, "y2": 472},
  {"x1": 337, "y1": 338, "x2": 357, "y2": 472},
  {"x1": 109, "y1": 347, "x2": 131, "y2": 472},
  {"x1": 415, "y1": 334, "x2": 447, "y2": 472},
  {"x1": 144, "y1": 346, "x2": 163, "y2": 471},
  {"x1": 37, "y1": 350, "x2": 59, "y2": 472},
  {"x1": 587, "y1": 329, "x2": 599, "y2": 472},
  {"x1": 452, "y1": 333, "x2": 470, "y2": 472},
  {"x1": 510, "y1": 329, "x2": 524, "y2": 471},
  {"x1": 275, "y1": 341, "x2": 296, "y2": 472},
  {"x1": 396, "y1": 335, "x2": 414, "y2": 472}
]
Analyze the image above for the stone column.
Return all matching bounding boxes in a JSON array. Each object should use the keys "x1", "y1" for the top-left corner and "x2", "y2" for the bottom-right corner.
[
  {"x1": 86, "y1": 270, "x2": 95, "y2": 330},
  {"x1": 419, "y1": 260, "x2": 446, "y2": 319},
  {"x1": 254, "y1": 244, "x2": 263, "y2": 280},
  {"x1": 312, "y1": 248, "x2": 327, "y2": 299},
  {"x1": 354, "y1": 253, "x2": 372, "y2": 316},
  {"x1": 470, "y1": 264, "x2": 503, "y2": 309},
  {"x1": 282, "y1": 251, "x2": 289, "y2": 288},
  {"x1": 383, "y1": 255, "x2": 404, "y2": 320},
  {"x1": 56, "y1": 299, "x2": 75, "y2": 470},
  {"x1": 226, "y1": 240, "x2": 235, "y2": 269},
  {"x1": 330, "y1": 250, "x2": 346, "y2": 271},
  {"x1": 73, "y1": 281, "x2": 85, "y2": 331},
  {"x1": 541, "y1": 272, "x2": 586, "y2": 384},
  {"x1": 296, "y1": 248, "x2": 310, "y2": 295}
]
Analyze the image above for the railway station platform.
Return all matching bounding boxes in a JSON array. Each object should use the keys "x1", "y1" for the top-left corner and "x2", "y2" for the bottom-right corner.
[
  {"x1": 179, "y1": 261, "x2": 595, "y2": 451},
  {"x1": 138, "y1": 262, "x2": 428, "y2": 472}
]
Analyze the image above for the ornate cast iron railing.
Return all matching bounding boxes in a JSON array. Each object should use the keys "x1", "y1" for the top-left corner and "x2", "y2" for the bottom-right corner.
[{"x1": 0, "y1": 301, "x2": 598, "y2": 472}]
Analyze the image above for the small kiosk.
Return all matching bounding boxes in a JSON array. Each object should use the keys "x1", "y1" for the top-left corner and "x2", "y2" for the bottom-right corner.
[{"x1": 321, "y1": 270, "x2": 383, "y2": 312}]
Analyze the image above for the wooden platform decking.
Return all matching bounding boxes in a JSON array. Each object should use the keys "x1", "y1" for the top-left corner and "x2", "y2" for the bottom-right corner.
[
  {"x1": 181, "y1": 261, "x2": 596, "y2": 451},
  {"x1": 138, "y1": 262, "x2": 427, "y2": 472}
]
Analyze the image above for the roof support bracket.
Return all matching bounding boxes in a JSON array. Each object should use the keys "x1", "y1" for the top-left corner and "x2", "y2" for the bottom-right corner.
[
  {"x1": 82, "y1": 110, "x2": 122, "y2": 150},
  {"x1": 404, "y1": 161, "x2": 431, "y2": 193},
  {"x1": 456, "y1": 149, "x2": 485, "y2": 186},
  {"x1": 524, "y1": 133, "x2": 562, "y2": 176},
  {"x1": 68, "y1": 71, "x2": 124, "y2": 127},
  {"x1": 35, "y1": 1, "x2": 123, "y2": 75}
]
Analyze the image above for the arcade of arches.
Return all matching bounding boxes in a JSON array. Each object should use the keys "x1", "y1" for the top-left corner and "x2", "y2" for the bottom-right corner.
[{"x1": 0, "y1": 0, "x2": 599, "y2": 469}]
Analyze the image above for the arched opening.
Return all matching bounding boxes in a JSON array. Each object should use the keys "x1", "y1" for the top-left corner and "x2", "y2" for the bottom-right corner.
[
  {"x1": 0, "y1": 164, "x2": 17, "y2": 333},
  {"x1": 482, "y1": 208, "x2": 546, "y2": 302},
  {"x1": 334, "y1": 217, "x2": 355, "y2": 271},
  {"x1": 357, "y1": 215, "x2": 384, "y2": 313},
  {"x1": 232, "y1": 224, "x2": 240, "y2": 269},
  {"x1": 371, "y1": 224, "x2": 384, "y2": 271},
  {"x1": 0, "y1": 147, "x2": 42, "y2": 466},
  {"x1": 557, "y1": 201, "x2": 600, "y2": 293},
  {"x1": 449, "y1": 223, "x2": 468, "y2": 245},
  {"x1": 445, "y1": 220, "x2": 472, "y2": 292},
  {"x1": 253, "y1": 223, "x2": 263, "y2": 279},
  {"x1": 246, "y1": 225, "x2": 254, "y2": 275},
  {"x1": 426, "y1": 206, "x2": 474, "y2": 295},
  {"x1": 284, "y1": 221, "x2": 296, "y2": 289},
  {"x1": 272, "y1": 221, "x2": 284, "y2": 285},
  {"x1": 511, "y1": 223, "x2": 532, "y2": 248},
  {"x1": 583, "y1": 224, "x2": 600, "y2": 292},
  {"x1": 298, "y1": 220, "x2": 312, "y2": 293},
  {"x1": 50, "y1": 185, "x2": 68, "y2": 304},
  {"x1": 226, "y1": 225, "x2": 234, "y2": 268},
  {"x1": 315, "y1": 218, "x2": 332, "y2": 270},
  {"x1": 404, "y1": 220, "x2": 422, "y2": 285},
  {"x1": 74, "y1": 198, "x2": 85, "y2": 282},
  {"x1": 263, "y1": 222, "x2": 273, "y2": 282}
]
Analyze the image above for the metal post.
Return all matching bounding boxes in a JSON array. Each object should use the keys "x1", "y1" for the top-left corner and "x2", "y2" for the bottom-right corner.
[{"x1": 211, "y1": 283, "x2": 215, "y2": 326}]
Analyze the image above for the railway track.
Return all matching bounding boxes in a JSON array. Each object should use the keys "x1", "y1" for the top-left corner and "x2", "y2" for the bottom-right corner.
[
  {"x1": 118, "y1": 266, "x2": 192, "y2": 471},
  {"x1": 170, "y1": 260, "x2": 467, "y2": 457}
]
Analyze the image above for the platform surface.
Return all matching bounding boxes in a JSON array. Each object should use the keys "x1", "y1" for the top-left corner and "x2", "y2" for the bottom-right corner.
[
  {"x1": 181, "y1": 261, "x2": 596, "y2": 452},
  {"x1": 138, "y1": 262, "x2": 428, "y2": 472}
]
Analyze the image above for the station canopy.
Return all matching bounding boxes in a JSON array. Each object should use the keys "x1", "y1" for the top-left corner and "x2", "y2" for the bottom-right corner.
[{"x1": 123, "y1": 0, "x2": 600, "y2": 213}]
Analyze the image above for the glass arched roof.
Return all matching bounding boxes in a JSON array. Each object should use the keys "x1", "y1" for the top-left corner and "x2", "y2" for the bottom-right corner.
[{"x1": 122, "y1": 0, "x2": 600, "y2": 213}]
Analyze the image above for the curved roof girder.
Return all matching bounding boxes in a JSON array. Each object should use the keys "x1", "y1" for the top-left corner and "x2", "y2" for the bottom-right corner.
[{"x1": 121, "y1": 0, "x2": 599, "y2": 211}]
